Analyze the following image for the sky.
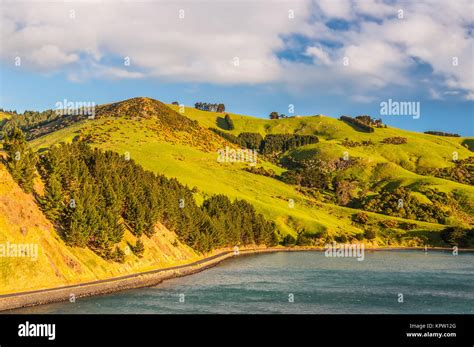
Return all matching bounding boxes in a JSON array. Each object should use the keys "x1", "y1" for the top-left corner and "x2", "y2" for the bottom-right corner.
[{"x1": 0, "y1": 0, "x2": 473, "y2": 136}]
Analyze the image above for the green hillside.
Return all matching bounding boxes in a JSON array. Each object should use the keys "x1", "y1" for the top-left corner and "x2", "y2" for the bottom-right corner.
[
  {"x1": 25, "y1": 98, "x2": 473, "y2": 248},
  {"x1": 0, "y1": 111, "x2": 11, "y2": 121},
  {"x1": 0, "y1": 161, "x2": 199, "y2": 294}
]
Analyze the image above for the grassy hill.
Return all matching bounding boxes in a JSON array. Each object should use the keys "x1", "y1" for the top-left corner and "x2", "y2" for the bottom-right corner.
[
  {"x1": 2, "y1": 96, "x2": 472, "y2": 292},
  {"x1": 0, "y1": 111, "x2": 11, "y2": 121},
  {"x1": 169, "y1": 104, "x2": 472, "y2": 169},
  {"x1": 27, "y1": 97, "x2": 473, "y2": 247},
  {"x1": 0, "y1": 161, "x2": 199, "y2": 294},
  {"x1": 170, "y1": 104, "x2": 473, "y2": 197}
]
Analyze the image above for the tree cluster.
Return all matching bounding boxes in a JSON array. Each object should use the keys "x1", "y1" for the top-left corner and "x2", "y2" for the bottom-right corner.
[
  {"x1": 209, "y1": 129, "x2": 318, "y2": 155},
  {"x1": 342, "y1": 138, "x2": 374, "y2": 147},
  {"x1": 418, "y1": 157, "x2": 473, "y2": 185},
  {"x1": 2, "y1": 127, "x2": 37, "y2": 192},
  {"x1": 261, "y1": 134, "x2": 319, "y2": 154},
  {"x1": 36, "y1": 142, "x2": 278, "y2": 259},
  {"x1": 424, "y1": 131, "x2": 460, "y2": 137},
  {"x1": 355, "y1": 187, "x2": 449, "y2": 224},
  {"x1": 355, "y1": 115, "x2": 384, "y2": 128},
  {"x1": 340, "y1": 115, "x2": 375, "y2": 133},
  {"x1": 195, "y1": 102, "x2": 225, "y2": 113}
]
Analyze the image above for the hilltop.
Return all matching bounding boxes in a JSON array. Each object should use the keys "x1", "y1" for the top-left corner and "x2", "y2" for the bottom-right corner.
[
  {"x1": 20, "y1": 97, "x2": 472, "y2": 245},
  {"x1": 1, "y1": 96, "x2": 472, "y2": 293},
  {"x1": 91, "y1": 97, "x2": 230, "y2": 152}
]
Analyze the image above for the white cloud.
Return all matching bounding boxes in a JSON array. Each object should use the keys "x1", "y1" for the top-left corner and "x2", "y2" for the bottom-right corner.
[
  {"x1": 305, "y1": 45, "x2": 332, "y2": 65},
  {"x1": 0, "y1": 0, "x2": 472, "y2": 101},
  {"x1": 317, "y1": 0, "x2": 353, "y2": 20},
  {"x1": 29, "y1": 44, "x2": 78, "y2": 69},
  {"x1": 429, "y1": 88, "x2": 442, "y2": 100}
]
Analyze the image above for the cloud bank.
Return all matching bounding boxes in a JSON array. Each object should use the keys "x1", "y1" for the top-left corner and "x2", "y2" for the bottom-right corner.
[{"x1": 1, "y1": 0, "x2": 473, "y2": 101}]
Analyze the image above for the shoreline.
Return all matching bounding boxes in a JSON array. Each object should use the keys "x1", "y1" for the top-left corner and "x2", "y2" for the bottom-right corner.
[{"x1": 0, "y1": 245, "x2": 471, "y2": 312}]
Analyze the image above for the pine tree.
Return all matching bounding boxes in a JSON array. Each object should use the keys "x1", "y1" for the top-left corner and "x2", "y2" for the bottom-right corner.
[
  {"x1": 2, "y1": 127, "x2": 37, "y2": 192},
  {"x1": 41, "y1": 173, "x2": 64, "y2": 221},
  {"x1": 131, "y1": 239, "x2": 145, "y2": 257},
  {"x1": 224, "y1": 114, "x2": 234, "y2": 130}
]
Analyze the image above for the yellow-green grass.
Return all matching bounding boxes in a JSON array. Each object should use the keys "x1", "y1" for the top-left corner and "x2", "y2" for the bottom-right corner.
[
  {"x1": 170, "y1": 104, "x2": 473, "y2": 197},
  {"x1": 169, "y1": 104, "x2": 472, "y2": 168},
  {"x1": 0, "y1": 112, "x2": 11, "y2": 121},
  {"x1": 8, "y1": 98, "x2": 470, "y2": 293},
  {"x1": 0, "y1": 162, "x2": 200, "y2": 294},
  {"x1": 30, "y1": 113, "x2": 451, "y2": 244}
]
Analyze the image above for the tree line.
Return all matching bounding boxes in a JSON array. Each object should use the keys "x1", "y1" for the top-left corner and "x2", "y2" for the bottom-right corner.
[
  {"x1": 340, "y1": 115, "x2": 375, "y2": 133},
  {"x1": 1, "y1": 109, "x2": 85, "y2": 140},
  {"x1": 2, "y1": 128, "x2": 278, "y2": 261},
  {"x1": 424, "y1": 131, "x2": 460, "y2": 137},
  {"x1": 195, "y1": 102, "x2": 225, "y2": 113},
  {"x1": 209, "y1": 128, "x2": 318, "y2": 154}
]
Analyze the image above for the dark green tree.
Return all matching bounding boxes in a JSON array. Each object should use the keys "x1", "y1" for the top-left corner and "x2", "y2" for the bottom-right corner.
[
  {"x1": 2, "y1": 127, "x2": 37, "y2": 192},
  {"x1": 224, "y1": 114, "x2": 234, "y2": 130}
]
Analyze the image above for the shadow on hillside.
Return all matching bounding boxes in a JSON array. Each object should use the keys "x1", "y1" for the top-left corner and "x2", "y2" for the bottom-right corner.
[
  {"x1": 462, "y1": 139, "x2": 474, "y2": 152},
  {"x1": 406, "y1": 229, "x2": 444, "y2": 245},
  {"x1": 338, "y1": 119, "x2": 372, "y2": 133},
  {"x1": 216, "y1": 116, "x2": 230, "y2": 130}
]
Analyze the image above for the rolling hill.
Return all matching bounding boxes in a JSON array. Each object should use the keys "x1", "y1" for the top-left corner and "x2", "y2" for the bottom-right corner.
[
  {"x1": 27, "y1": 98, "x2": 473, "y2": 243},
  {"x1": 1, "y1": 96, "x2": 473, "y2": 293}
]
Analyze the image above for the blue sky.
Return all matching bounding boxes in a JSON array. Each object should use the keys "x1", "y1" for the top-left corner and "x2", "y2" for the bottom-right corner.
[{"x1": 1, "y1": 0, "x2": 473, "y2": 136}]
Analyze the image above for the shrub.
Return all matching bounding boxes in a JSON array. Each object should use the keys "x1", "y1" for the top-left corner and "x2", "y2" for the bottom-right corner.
[
  {"x1": 340, "y1": 115, "x2": 374, "y2": 133},
  {"x1": 364, "y1": 228, "x2": 377, "y2": 240},
  {"x1": 110, "y1": 246, "x2": 125, "y2": 263},
  {"x1": 282, "y1": 234, "x2": 296, "y2": 246},
  {"x1": 342, "y1": 138, "x2": 374, "y2": 147},
  {"x1": 243, "y1": 166, "x2": 275, "y2": 177},
  {"x1": 131, "y1": 239, "x2": 145, "y2": 257},
  {"x1": 353, "y1": 212, "x2": 369, "y2": 225},
  {"x1": 334, "y1": 234, "x2": 348, "y2": 243},
  {"x1": 380, "y1": 220, "x2": 398, "y2": 228},
  {"x1": 381, "y1": 137, "x2": 407, "y2": 145}
]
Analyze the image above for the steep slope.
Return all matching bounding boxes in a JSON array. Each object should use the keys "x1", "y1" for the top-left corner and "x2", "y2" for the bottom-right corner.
[
  {"x1": 0, "y1": 111, "x2": 11, "y2": 121},
  {"x1": 0, "y1": 162, "x2": 198, "y2": 294},
  {"x1": 90, "y1": 97, "x2": 231, "y2": 153},
  {"x1": 28, "y1": 97, "x2": 455, "y2": 247}
]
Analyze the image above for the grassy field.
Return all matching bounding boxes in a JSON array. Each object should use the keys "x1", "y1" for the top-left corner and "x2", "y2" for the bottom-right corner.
[
  {"x1": 170, "y1": 104, "x2": 474, "y2": 195},
  {"x1": 2, "y1": 97, "x2": 471, "y2": 293},
  {"x1": 29, "y1": 98, "x2": 471, "y2": 246}
]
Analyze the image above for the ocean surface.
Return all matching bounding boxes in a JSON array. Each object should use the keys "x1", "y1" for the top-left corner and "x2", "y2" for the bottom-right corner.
[{"x1": 10, "y1": 250, "x2": 474, "y2": 314}]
